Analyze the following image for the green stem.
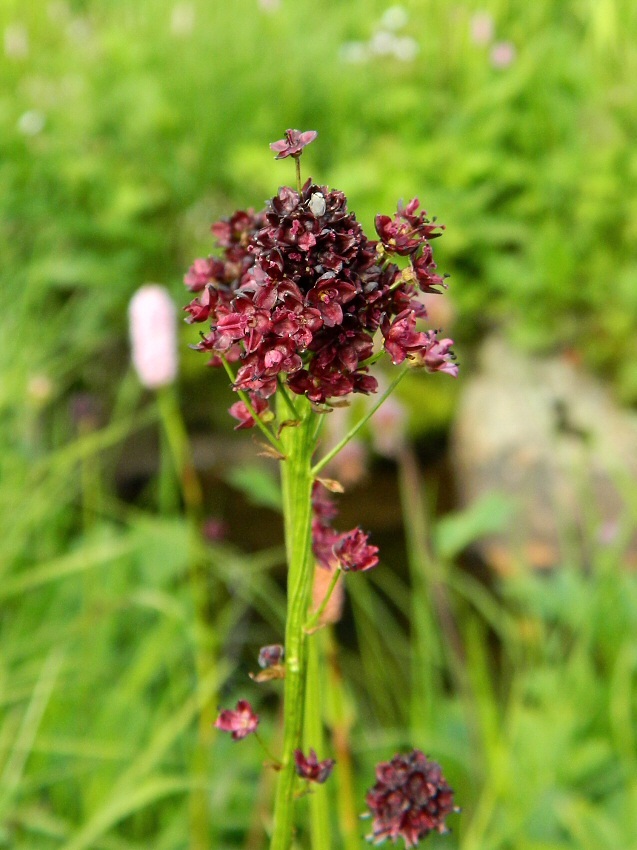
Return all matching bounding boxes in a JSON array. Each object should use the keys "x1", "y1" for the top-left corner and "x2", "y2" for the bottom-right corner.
[
  {"x1": 311, "y1": 366, "x2": 409, "y2": 477},
  {"x1": 255, "y1": 732, "x2": 283, "y2": 768},
  {"x1": 270, "y1": 393, "x2": 317, "y2": 850},
  {"x1": 397, "y1": 445, "x2": 472, "y2": 747},
  {"x1": 323, "y1": 629, "x2": 359, "y2": 850},
  {"x1": 277, "y1": 375, "x2": 301, "y2": 420},
  {"x1": 295, "y1": 157, "x2": 302, "y2": 194},
  {"x1": 304, "y1": 635, "x2": 331, "y2": 850},
  {"x1": 396, "y1": 445, "x2": 438, "y2": 737}
]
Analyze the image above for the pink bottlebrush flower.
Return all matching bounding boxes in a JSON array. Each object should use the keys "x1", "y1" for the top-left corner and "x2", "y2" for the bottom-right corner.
[
  {"x1": 294, "y1": 748, "x2": 335, "y2": 783},
  {"x1": 270, "y1": 129, "x2": 318, "y2": 159},
  {"x1": 129, "y1": 284, "x2": 178, "y2": 389},
  {"x1": 333, "y1": 527, "x2": 379, "y2": 572},
  {"x1": 364, "y1": 750, "x2": 457, "y2": 847},
  {"x1": 470, "y1": 12, "x2": 494, "y2": 46},
  {"x1": 214, "y1": 700, "x2": 259, "y2": 740},
  {"x1": 490, "y1": 40, "x2": 516, "y2": 68}
]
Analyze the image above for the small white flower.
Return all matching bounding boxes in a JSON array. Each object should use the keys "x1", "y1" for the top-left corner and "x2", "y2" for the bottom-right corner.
[
  {"x1": 369, "y1": 30, "x2": 397, "y2": 57},
  {"x1": 47, "y1": 2, "x2": 70, "y2": 23},
  {"x1": 339, "y1": 41, "x2": 369, "y2": 64},
  {"x1": 392, "y1": 36, "x2": 419, "y2": 62},
  {"x1": 380, "y1": 5, "x2": 409, "y2": 32},
  {"x1": 4, "y1": 23, "x2": 29, "y2": 59},
  {"x1": 470, "y1": 12, "x2": 494, "y2": 46},
  {"x1": 18, "y1": 110, "x2": 46, "y2": 136},
  {"x1": 309, "y1": 193, "x2": 326, "y2": 217},
  {"x1": 170, "y1": 2, "x2": 195, "y2": 36},
  {"x1": 129, "y1": 284, "x2": 178, "y2": 389}
]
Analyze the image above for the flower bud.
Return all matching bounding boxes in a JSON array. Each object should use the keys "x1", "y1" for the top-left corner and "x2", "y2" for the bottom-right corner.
[{"x1": 129, "y1": 284, "x2": 178, "y2": 389}]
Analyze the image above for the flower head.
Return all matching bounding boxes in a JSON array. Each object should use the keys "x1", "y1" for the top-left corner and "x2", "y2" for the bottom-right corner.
[
  {"x1": 214, "y1": 700, "x2": 259, "y2": 740},
  {"x1": 184, "y1": 137, "x2": 457, "y2": 424},
  {"x1": 364, "y1": 750, "x2": 456, "y2": 847},
  {"x1": 270, "y1": 129, "x2": 318, "y2": 159},
  {"x1": 129, "y1": 284, "x2": 177, "y2": 389},
  {"x1": 294, "y1": 748, "x2": 335, "y2": 783}
]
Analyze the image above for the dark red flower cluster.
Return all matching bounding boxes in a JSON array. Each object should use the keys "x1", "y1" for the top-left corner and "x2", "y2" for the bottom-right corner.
[
  {"x1": 184, "y1": 135, "x2": 457, "y2": 425},
  {"x1": 294, "y1": 748, "x2": 335, "y2": 784},
  {"x1": 365, "y1": 750, "x2": 456, "y2": 847},
  {"x1": 311, "y1": 482, "x2": 379, "y2": 573}
]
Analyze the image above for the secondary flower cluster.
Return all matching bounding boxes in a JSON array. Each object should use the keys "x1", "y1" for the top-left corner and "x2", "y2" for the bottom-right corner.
[
  {"x1": 214, "y1": 700, "x2": 334, "y2": 784},
  {"x1": 312, "y1": 481, "x2": 379, "y2": 573},
  {"x1": 184, "y1": 132, "x2": 456, "y2": 425},
  {"x1": 364, "y1": 750, "x2": 456, "y2": 847}
]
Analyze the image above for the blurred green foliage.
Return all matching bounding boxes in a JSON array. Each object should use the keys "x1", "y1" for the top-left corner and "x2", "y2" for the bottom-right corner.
[
  {"x1": 2, "y1": 0, "x2": 637, "y2": 410},
  {"x1": 2, "y1": 1, "x2": 637, "y2": 848}
]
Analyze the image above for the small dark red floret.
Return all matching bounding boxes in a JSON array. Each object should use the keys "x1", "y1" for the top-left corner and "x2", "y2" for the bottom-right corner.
[
  {"x1": 333, "y1": 527, "x2": 379, "y2": 572},
  {"x1": 294, "y1": 748, "x2": 335, "y2": 783},
  {"x1": 214, "y1": 700, "x2": 259, "y2": 741},
  {"x1": 270, "y1": 129, "x2": 318, "y2": 159},
  {"x1": 229, "y1": 395, "x2": 269, "y2": 430}
]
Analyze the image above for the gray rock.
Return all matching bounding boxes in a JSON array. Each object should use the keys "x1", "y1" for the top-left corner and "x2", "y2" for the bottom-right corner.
[{"x1": 451, "y1": 336, "x2": 637, "y2": 571}]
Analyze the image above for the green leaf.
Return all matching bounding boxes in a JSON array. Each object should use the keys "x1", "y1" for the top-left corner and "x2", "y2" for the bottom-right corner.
[
  {"x1": 434, "y1": 492, "x2": 514, "y2": 559},
  {"x1": 225, "y1": 463, "x2": 282, "y2": 511}
]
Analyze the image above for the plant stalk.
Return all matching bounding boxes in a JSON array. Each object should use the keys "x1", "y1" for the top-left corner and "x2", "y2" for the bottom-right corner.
[{"x1": 270, "y1": 393, "x2": 316, "y2": 850}]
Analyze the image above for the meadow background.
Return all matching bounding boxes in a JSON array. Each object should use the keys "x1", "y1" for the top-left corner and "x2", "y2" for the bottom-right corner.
[{"x1": 2, "y1": 0, "x2": 637, "y2": 848}]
